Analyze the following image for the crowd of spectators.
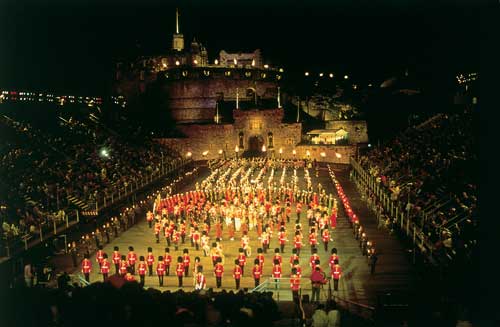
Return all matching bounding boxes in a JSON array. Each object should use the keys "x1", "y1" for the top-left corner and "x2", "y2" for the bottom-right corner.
[
  {"x1": 3, "y1": 281, "x2": 280, "y2": 327},
  {"x1": 358, "y1": 108, "x2": 478, "y2": 262},
  {"x1": 0, "y1": 111, "x2": 182, "y2": 251}
]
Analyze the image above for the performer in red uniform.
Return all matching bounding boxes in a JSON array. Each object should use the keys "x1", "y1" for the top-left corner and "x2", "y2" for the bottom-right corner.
[
  {"x1": 182, "y1": 249, "x2": 191, "y2": 277},
  {"x1": 164, "y1": 248, "x2": 172, "y2": 275},
  {"x1": 192, "y1": 227, "x2": 201, "y2": 250},
  {"x1": 289, "y1": 248, "x2": 299, "y2": 268},
  {"x1": 296, "y1": 202, "x2": 303, "y2": 220},
  {"x1": 100, "y1": 254, "x2": 110, "y2": 281},
  {"x1": 112, "y1": 246, "x2": 121, "y2": 275},
  {"x1": 233, "y1": 259, "x2": 242, "y2": 290},
  {"x1": 210, "y1": 243, "x2": 220, "y2": 267},
  {"x1": 322, "y1": 226, "x2": 332, "y2": 252},
  {"x1": 278, "y1": 227, "x2": 288, "y2": 253},
  {"x1": 96, "y1": 245, "x2": 105, "y2": 270},
  {"x1": 290, "y1": 268, "x2": 301, "y2": 304},
  {"x1": 119, "y1": 255, "x2": 128, "y2": 276},
  {"x1": 310, "y1": 249, "x2": 320, "y2": 268},
  {"x1": 146, "y1": 210, "x2": 154, "y2": 228},
  {"x1": 154, "y1": 220, "x2": 161, "y2": 243},
  {"x1": 272, "y1": 259, "x2": 282, "y2": 289},
  {"x1": 292, "y1": 259, "x2": 302, "y2": 278},
  {"x1": 237, "y1": 248, "x2": 246, "y2": 276},
  {"x1": 194, "y1": 266, "x2": 206, "y2": 291},
  {"x1": 309, "y1": 228, "x2": 318, "y2": 254},
  {"x1": 214, "y1": 257, "x2": 224, "y2": 288},
  {"x1": 127, "y1": 246, "x2": 137, "y2": 274},
  {"x1": 176, "y1": 256, "x2": 184, "y2": 287},
  {"x1": 252, "y1": 259, "x2": 262, "y2": 288},
  {"x1": 138, "y1": 256, "x2": 147, "y2": 287},
  {"x1": 273, "y1": 248, "x2": 283, "y2": 267},
  {"x1": 331, "y1": 260, "x2": 342, "y2": 291},
  {"x1": 256, "y1": 248, "x2": 265, "y2": 270},
  {"x1": 156, "y1": 256, "x2": 165, "y2": 286},
  {"x1": 81, "y1": 254, "x2": 92, "y2": 282},
  {"x1": 329, "y1": 248, "x2": 340, "y2": 270},
  {"x1": 293, "y1": 231, "x2": 302, "y2": 256},
  {"x1": 146, "y1": 247, "x2": 155, "y2": 276}
]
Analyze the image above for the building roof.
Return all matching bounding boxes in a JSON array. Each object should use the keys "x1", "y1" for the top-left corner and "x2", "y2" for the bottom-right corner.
[{"x1": 307, "y1": 128, "x2": 346, "y2": 135}]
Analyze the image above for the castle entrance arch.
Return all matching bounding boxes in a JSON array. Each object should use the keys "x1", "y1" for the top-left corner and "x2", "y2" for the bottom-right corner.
[{"x1": 248, "y1": 135, "x2": 264, "y2": 153}]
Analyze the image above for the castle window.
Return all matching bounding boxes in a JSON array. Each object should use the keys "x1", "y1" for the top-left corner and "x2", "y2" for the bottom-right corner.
[
  {"x1": 225, "y1": 71, "x2": 232, "y2": 76},
  {"x1": 268, "y1": 132, "x2": 274, "y2": 148},
  {"x1": 182, "y1": 71, "x2": 188, "y2": 77},
  {"x1": 245, "y1": 71, "x2": 252, "y2": 78},
  {"x1": 261, "y1": 73, "x2": 267, "y2": 78},
  {"x1": 238, "y1": 132, "x2": 244, "y2": 148},
  {"x1": 203, "y1": 70, "x2": 210, "y2": 76},
  {"x1": 276, "y1": 75, "x2": 282, "y2": 80}
]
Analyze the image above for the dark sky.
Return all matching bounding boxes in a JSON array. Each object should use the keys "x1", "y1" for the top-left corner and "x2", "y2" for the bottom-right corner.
[{"x1": 0, "y1": 0, "x2": 485, "y2": 95}]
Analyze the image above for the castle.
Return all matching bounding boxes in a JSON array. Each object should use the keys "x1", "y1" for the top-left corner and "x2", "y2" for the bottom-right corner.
[{"x1": 113, "y1": 9, "x2": 368, "y2": 162}]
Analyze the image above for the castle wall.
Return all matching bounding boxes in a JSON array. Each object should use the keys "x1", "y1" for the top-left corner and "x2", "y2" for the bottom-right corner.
[
  {"x1": 163, "y1": 72, "x2": 280, "y2": 123},
  {"x1": 156, "y1": 108, "x2": 356, "y2": 164}
]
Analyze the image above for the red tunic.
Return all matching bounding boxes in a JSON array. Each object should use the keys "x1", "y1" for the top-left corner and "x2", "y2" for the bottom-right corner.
[
  {"x1": 81, "y1": 258, "x2": 92, "y2": 274},
  {"x1": 176, "y1": 263, "x2": 184, "y2": 277},
  {"x1": 322, "y1": 229, "x2": 331, "y2": 242},
  {"x1": 233, "y1": 265, "x2": 242, "y2": 279},
  {"x1": 238, "y1": 253, "x2": 246, "y2": 266},
  {"x1": 112, "y1": 251, "x2": 120, "y2": 265},
  {"x1": 138, "y1": 262, "x2": 147, "y2": 276},
  {"x1": 156, "y1": 262, "x2": 165, "y2": 276},
  {"x1": 183, "y1": 254, "x2": 190, "y2": 268},
  {"x1": 164, "y1": 254, "x2": 172, "y2": 267},
  {"x1": 309, "y1": 233, "x2": 317, "y2": 246},
  {"x1": 96, "y1": 250, "x2": 105, "y2": 264},
  {"x1": 214, "y1": 263, "x2": 224, "y2": 277},
  {"x1": 127, "y1": 252, "x2": 137, "y2": 266},
  {"x1": 331, "y1": 265, "x2": 342, "y2": 280},
  {"x1": 272, "y1": 265, "x2": 282, "y2": 278},
  {"x1": 329, "y1": 254, "x2": 339, "y2": 268},
  {"x1": 290, "y1": 276, "x2": 300, "y2": 291},
  {"x1": 146, "y1": 253, "x2": 155, "y2": 266},
  {"x1": 100, "y1": 259, "x2": 110, "y2": 274},
  {"x1": 119, "y1": 261, "x2": 128, "y2": 275},
  {"x1": 252, "y1": 265, "x2": 262, "y2": 279},
  {"x1": 294, "y1": 235, "x2": 302, "y2": 249},
  {"x1": 279, "y1": 232, "x2": 287, "y2": 245}
]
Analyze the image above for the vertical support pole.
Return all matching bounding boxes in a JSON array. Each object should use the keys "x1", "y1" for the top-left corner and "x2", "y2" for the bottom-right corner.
[
  {"x1": 53, "y1": 219, "x2": 57, "y2": 235},
  {"x1": 40, "y1": 225, "x2": 43, "y2": 242},
  {"x1": 66, "y1": 214, "x2": 69, "y2": 228},
  {"x1": 76, "y1": 210, "x2": 80, "y2": 223}
]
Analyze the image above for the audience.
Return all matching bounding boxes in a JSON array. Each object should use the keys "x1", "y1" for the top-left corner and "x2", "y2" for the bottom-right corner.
[
  {"x1": 358, "y1": 108, "x2": 478, "y2": 262},
  {"x1": 0, "y1": 112, "x2": 182, "y2": 252},
  {"x1": 2, "y1": 281, "x2": 280, "y2": 327}
]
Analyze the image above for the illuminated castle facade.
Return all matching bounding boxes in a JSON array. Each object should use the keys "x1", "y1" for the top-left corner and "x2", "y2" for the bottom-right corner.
[{"x1": 113, "y1": 9, "x2": 367, "y2": 162}]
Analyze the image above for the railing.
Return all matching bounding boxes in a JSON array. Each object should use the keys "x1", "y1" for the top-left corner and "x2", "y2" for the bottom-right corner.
[
  {"x1": 349, "y1": 157, "x2": 437, "y2": 263},
  {"x1": 0, "y1": 158, "x2": 192, "y2": 260},
  {"x1": 333, "y1": 295, "x2": 376, "y2": 322},
  {"x1": 93, "y1": 157, "x2": 191, "y2": 212}
]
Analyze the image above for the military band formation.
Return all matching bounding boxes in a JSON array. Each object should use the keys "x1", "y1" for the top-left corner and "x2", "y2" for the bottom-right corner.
[{"x1": 81, "y1": 158, "x2": 348, "y2": 300}]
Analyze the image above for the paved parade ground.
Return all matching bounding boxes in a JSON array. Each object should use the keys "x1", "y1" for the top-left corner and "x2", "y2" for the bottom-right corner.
[{"x1": 63, "y1": 161, "x2": 416, "y2": 307}]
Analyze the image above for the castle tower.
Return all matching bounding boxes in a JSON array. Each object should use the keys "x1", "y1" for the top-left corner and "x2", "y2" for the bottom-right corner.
[{"x1": 172, "y1": 8, "x2": 184, "y2": 51}]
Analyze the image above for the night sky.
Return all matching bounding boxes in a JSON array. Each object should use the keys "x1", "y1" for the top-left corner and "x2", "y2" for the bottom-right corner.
[{"x1": 0, "y1": 0, "x2": 485, "y2": 96}]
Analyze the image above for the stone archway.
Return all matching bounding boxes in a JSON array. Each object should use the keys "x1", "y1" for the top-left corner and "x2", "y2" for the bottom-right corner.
[{"x1": 248, "y1": 135, "x2": 264, "y2": 153}]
